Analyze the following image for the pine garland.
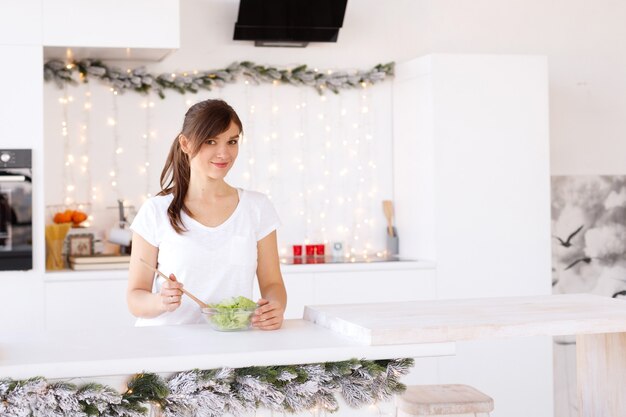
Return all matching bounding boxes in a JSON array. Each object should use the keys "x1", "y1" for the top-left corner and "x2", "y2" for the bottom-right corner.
[
  {"x1": 0, "y1": 358, "x2": 413, "y2": 417},
  {"x1": 43, "y1": 59, "x2": 395, "y2": 98}
]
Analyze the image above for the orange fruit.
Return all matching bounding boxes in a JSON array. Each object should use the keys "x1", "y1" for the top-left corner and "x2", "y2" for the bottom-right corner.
[
  {"x1": 53, "y1": 210, "x2": 75, "y2": 223},
  {"x1": 72, "y1": 211, "x2": 87, "y2": 224}
]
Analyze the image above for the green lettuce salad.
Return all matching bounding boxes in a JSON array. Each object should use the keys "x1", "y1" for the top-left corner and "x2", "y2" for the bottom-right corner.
[{"x1": 206, "y1": 296, "x2": 257, "y2": 331}]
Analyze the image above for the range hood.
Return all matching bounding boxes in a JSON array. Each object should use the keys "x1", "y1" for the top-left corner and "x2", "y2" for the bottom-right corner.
[{"x1": 233, "y1": 0, "x2": 348, "y2": 47}]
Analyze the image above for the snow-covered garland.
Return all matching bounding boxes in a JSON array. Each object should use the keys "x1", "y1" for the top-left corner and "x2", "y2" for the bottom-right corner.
[
  {"x1": 0, "y1": 358, "x2": 413, "y2": 417},
  {"x1": 43, "y1": 59, "x2": 395, "y2": 98}
]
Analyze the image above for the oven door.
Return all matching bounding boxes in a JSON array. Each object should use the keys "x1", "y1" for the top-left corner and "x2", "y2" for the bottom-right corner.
[{"x1": 0, "y1": 171, "x2": 32, "y2": 270}]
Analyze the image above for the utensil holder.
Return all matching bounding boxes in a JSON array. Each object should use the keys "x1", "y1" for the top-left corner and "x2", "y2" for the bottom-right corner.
[
  {"x1": 45, "y1": 223, "x2": 71, "y2": 270},
  {"x1": 386, "y1": 227, "x2": 399, "y2": 256}
]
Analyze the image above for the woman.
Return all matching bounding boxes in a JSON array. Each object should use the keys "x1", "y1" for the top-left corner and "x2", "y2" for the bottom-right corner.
[{"x1": 127, "y1": 99, "x2": 286, "y2": 330}]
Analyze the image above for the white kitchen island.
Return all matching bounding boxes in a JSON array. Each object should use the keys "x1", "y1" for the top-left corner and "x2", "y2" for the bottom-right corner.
[
  {"x1": 304, "y1": 293, "x2": 626, "y2": 417},
  {"x1": 4, "y1": 294, "x2": 625, "y2": 417},
  {"x1": 0, "y1": 319, "x2": 452, "y2": 417},
  {"x1": 0, "y1": 320, "x2": 453, "y2": 383}
]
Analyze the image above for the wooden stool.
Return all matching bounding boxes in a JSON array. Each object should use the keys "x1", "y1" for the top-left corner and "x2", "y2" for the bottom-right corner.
[{"x1": 396, "y1": 384, "x2": 494, "y2": 417}]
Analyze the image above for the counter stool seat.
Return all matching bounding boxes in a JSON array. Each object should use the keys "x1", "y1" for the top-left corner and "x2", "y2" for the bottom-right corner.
[{"x1": 396, "y1": 384, "x2": 494, "y2": 417}]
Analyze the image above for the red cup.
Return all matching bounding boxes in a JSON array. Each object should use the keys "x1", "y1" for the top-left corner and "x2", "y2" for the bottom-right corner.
[
  {"x1": 305, "y1": 244, "x2": 316, "y2": 256},
  {"x1": 315, "y1": 244, "x2": 325, "y2": 256},
  {"x1": 292, "y1": 245, "x2": 303, "y2": 257}
]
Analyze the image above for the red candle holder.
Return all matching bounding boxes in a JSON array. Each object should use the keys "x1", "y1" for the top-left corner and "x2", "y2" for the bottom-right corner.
[
  {"x1": 305, "y1": 244, "x2": 316, "y2": 256},
  {"x1": 292, "y1": 245, "x2": 303, "y2": 257},
  {"x1": 315, "y1": 244, "x2": 325, "y2": 256}
]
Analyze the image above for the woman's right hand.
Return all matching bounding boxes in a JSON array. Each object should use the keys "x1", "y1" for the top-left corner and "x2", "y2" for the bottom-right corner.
[{"x1": 159, "y1": 274, "x2": 184, "y2": 312}]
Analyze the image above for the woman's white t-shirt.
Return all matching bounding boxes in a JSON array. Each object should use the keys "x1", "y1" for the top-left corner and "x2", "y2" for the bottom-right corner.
[{"x1": 130, "y1": 188, "x2": 280, "y2": 326}]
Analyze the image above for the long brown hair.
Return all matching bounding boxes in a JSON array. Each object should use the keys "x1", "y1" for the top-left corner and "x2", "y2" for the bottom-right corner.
[{"x1": 158, "y1": 99, "x2": 243, "y2": 234}]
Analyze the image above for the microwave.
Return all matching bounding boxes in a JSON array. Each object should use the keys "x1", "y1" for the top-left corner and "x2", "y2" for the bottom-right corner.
[{"x1": 0, "y1": 149, "x2": 32, "y2": 270}]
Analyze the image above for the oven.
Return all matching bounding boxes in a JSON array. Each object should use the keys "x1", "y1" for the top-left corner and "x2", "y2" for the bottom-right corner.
[{"x1": 0, "y1": 149, "x2": 32, "y2": 270}]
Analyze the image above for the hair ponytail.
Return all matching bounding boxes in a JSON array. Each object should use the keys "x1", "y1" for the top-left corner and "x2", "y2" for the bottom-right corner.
[{"x1": 158, "y1": 136, "x2": 191, "y2": 233}]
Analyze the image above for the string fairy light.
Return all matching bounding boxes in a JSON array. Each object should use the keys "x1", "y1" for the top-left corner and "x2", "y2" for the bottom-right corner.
[
  {"x1": 109, "y1": 89, "x2": 122, "y2": 200},
  {"x1": 358, "y1": 80, "x2": 375, "y2": 254},
  {"x1": 242, "y1": 82, "x2": 255, "y2": 189},
  {"x1": 319, "y1": 92, "x2": 334, "y2": 247},
  {"x1": 140, "y1": 98, "x2": 154, "y2": 201},
  {"x1": 49, "y1": 74, "x2": 391, "y2": 257},
  {"x1": 297, "y1": 87, "x2": 311, "y2": 243},
  {"x1": 79, "y1": 86, "x2": 93, "y2": 224},
  {"x1": 267, "y1": 79, "x2": 280, "y2": 200},
  {"x1": 59, "y1": 86, "x2": 76, "y2": 206}
]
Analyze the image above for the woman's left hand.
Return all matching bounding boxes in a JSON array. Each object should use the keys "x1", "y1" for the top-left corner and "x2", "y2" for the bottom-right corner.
[{"x1": 252, "y1": 298, "x2": 284, "y2": 330}]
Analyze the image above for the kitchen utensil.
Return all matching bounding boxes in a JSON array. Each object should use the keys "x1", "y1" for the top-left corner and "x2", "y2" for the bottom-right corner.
[
  {"x1": 139, "y1": 258, "x2": 208, "y2": 308},
  {"x1": 45, "y1": 223, "x2": 71, "y2": 270},
  {"x1": 109, "y1": 227, "x2": 132, "y2": 246},
  {"x1": 382, "y1": 200, "x2": 395, "y2": 236},
  {"x1": 386, "y1": 227, "x2": 399, "y2": 256}
]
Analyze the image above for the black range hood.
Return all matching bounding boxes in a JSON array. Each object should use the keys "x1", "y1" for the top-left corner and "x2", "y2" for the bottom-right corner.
[{"x1": 234, "y1": 0, "x2": 348, "y2": 47}]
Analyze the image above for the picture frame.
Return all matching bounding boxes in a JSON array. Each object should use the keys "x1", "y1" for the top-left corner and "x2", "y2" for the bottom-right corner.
[{"x1": 67, "y1": 233, "x2": 94, "y2": 257}]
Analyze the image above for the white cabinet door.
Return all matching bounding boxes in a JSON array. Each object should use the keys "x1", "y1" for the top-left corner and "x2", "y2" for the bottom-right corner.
[
  {"x1": 44, "y1": 268, "x2": 436, "y2": 329},
  {"x1": 314, "y1": 269, "x2": 437, "y2": 304},
  {"x1": 393, "y1": 55, "x2": 552, "y2": 417},
  {"x1": 0, "y1": 1, "x2": 42, "y2": 45},
  {"x1": 282, "y1": 273, "x2": 316, "y2": 319},
  {"x1": 45, "y1": 280, "x2": 135, "y2": 330},
  {"x1": 254, "y1": 273, "x2": 316, "y2": 319},
  {"x1": 43, "y1": 0, "x2": 179, "y2": 49},
  {"x1": 0, "y1": 46, "x2": 43, "y2": 148}
]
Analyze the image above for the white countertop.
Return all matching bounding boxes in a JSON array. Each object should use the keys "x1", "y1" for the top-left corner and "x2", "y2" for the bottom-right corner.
[
  {"x1": 0, "y1": 319, "x2": 454, "y2": 380},
  {"x1": 43, "y1": 259, "x2": 435, "y2": 282},
  {"x1": 304, "y1": 293, "x2": 626, "y2": 345}
]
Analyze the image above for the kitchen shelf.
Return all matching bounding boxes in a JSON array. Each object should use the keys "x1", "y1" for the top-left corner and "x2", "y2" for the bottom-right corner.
[
  {"x1": 44, "y1": 269, "x2": 129, "y2": 283},
  {"x1": 280, "y1": 258, "x2": 435, "y2": 274},
  {"x1": 43, "y1": 259, "x2": 436, "y2": 282}
]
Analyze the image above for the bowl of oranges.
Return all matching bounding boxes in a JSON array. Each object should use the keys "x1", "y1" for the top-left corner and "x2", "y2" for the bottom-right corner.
[{"x1": 51, "y1": 207, "x2": 89, "y2": 227}]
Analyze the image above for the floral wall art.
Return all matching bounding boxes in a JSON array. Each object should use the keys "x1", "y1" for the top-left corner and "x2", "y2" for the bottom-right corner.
[
  {"x1": 551, "y1": 175, "x2": 626, "y2": 417},
  {"x1": 551, "y1": 176, "x2": 626, "y2": 297}
]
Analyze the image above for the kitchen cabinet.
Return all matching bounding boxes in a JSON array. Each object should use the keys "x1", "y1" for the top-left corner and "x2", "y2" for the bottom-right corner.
[
  {"x1": 0, "y1": 13, "x2": 47, "y2": 330},
  {"x1": 0, "y1": 1, "x2": 42, "y2": 45},
  {"x1": 254, "y1": 261, "x2": 437, "y2": 319},
  {"x1": 44, "y1": 277, "x2": 135, "y2": 331},
  {"x1": 392, "y1": 54, "x2": 552, "y2": 417},
  {"x1": 0, "y1": 320, "x2": 454, "y2": 417},
  {"x1": 279, "y1": 273, "x2": 316, "y2": 319},
  {"x1": 43, "y1": 0, "x2": 179, "y2": 61},
  {"x1": 305, "y1": 294, "x2": 625, "y2": 417},
  {"x1": 313, "y1": 269, "x2": 436, "y2": 305},
  {"x1": 44, "y1": 261, "x2": 436, "y2": 329},
  {"x1": 43, "y1": 262, "x2": 440, "y2": 394}
]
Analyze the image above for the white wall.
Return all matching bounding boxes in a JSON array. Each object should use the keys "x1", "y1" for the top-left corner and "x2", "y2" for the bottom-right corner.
[
  {"x1": 42, "y1": 80, "x2": 395, "y2": 255},
  {"x1": 380, "y1": 0, "x2": 626, "y2": 175},
  {"x1": 144, "y1": 0, "x2": 626, "y2": 175},
  {"x1": 0, "y1": 0, "x2": 180, "y2": 331},
  {"x1": 0, "y1": 2, "x2": 46, "y2": 330}
]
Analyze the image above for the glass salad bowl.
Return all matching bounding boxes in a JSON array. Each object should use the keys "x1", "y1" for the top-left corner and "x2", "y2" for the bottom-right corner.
[
  {"x1": 201, "y1": 307, "x2": 256, "y2": 331},
  {"x1": 201, "y1": 296, "x2": 258, "y2": 331}
]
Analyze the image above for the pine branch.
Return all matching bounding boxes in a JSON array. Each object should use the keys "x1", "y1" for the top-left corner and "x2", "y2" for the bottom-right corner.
[
  {"x1": 0, "y1": 358, "x2": 414, "y2": 416},
  {"x1": 43, "y1": 60, "x2": 395, "y2": 98}
]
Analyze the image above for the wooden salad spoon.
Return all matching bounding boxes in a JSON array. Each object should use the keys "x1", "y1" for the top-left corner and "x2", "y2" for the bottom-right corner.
[{"x1": 139, "y1": 258, "x2": 208, "y2": 309}]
